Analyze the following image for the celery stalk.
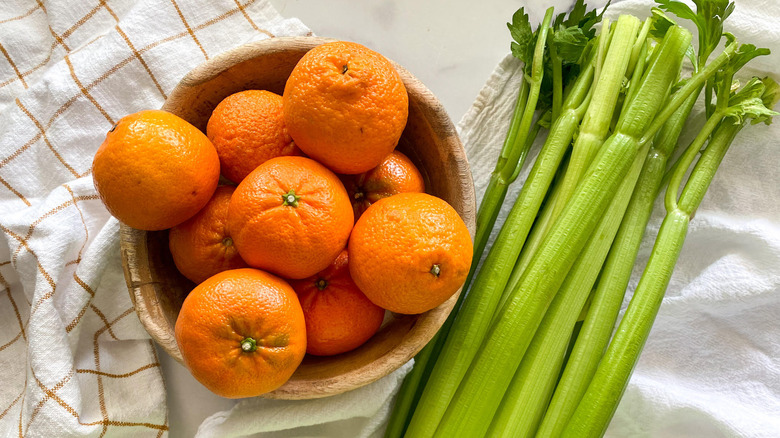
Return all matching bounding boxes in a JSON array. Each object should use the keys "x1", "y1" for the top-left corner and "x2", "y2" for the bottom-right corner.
[
  {"x1": 432, "y1": 25, "x2": 694, "y2": 438},
  {"x1": 536, "y1": 87, "x2": 700, "y2": 438},
  {"x1": 561, "y1": 75, "x2": 778, "y2": 438},
  {"x1": 471, "y1": 78, "x2": 530, "y2": 263},
  {"x1": 562, "y1": 202, "x2": 691, "y2": 438},
  {"x1": 404, "y1": 56, "x2": 594, "y2": 438},
  {"x1": 546, "y1": 17, "x2": 632, "y2": 225},
  {"x1": 548, "y1": 31, "x2": 563, "y2": 123},
  {"x1": 487, "y1": 133, "x2": 651, "y2": 438},
  {"x1": 399, "y1": 9, "x2": 561, "y2": 437},
  {"x1": 381, "y1": 337, "x2": 436, "y2": 438},
  {"x1": 510, "y1": 15, "x2": 642, "y2": 283},
  {"x1": 384, "y1": 10, "x2": 553, "y2": 436}
]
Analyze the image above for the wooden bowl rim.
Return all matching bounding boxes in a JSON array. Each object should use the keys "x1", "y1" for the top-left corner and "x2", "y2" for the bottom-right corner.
[{"x1": 122, "y1": 36, "x2": 476, "y2": 399}]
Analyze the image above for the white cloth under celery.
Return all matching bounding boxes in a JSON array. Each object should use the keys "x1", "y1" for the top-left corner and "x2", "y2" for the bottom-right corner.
[{"x1": 460, "y1": 1, "x2": 780, "y2": 437}]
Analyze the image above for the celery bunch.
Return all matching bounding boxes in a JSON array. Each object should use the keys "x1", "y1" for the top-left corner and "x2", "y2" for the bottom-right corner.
[{"x1": 384, "y1": 1, "x2": 777, "y2": 437}]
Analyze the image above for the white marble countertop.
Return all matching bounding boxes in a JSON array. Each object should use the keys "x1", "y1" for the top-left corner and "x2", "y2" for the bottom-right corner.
[{"x1": 161, "y1": 0, "x2": 600, "y2": 436}]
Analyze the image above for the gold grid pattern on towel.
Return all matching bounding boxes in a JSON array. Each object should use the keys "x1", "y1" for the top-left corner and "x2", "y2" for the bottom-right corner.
[{"x1": 0, "y1": 0, "x2": 310, "y2": 435}]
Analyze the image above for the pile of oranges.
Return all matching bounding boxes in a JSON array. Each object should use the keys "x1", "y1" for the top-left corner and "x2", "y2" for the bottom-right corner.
[{"x1": 92, "y1": 41, "x2": 472, "y2": 399}]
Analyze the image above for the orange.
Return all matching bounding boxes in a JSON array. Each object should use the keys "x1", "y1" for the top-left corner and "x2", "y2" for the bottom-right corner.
[
  {"x1": 349, "y1": 193, "x2": 473, "y2": 314},
  {"x1": 290, "y1": 250, "x2": 385, "y2": 356},
  {"x1": 207, "y1": 90, "x2": 299, "y2": 183},
  {"x1": 174, "y1": 268, "x2": 307, "y2": 398},
  {"x1": 168, "y1": 185, "x2": 248, "y2": 284},
  {"x1": 227, "y1": 156, "x2": 354, "y2": 280},
  {"x1": 92, "y1": 110, "x2": 220, "y2": 231},
  {"x1": 283, "y1": 41, "x2": 409, "y2": 174},
  {"x1": 340, "y1": 150, "x2": 425, "y2": 221}
]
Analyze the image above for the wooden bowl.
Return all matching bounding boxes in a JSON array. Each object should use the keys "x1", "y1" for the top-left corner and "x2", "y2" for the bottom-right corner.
[{"x1": 121, "y1": 36, "x2": 476, "y2": 400}]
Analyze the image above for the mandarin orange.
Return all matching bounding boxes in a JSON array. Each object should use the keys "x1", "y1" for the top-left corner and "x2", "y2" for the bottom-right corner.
[
  {"x1": 227, "y1": 156, "x2": 354, "y2": 280},
  {"x1": 283, "y1": 41, "x2": 408, "y2": 174},
  {"x1": 207, "y1": 90, "x2": 299, "y2": 183},
  {"x1": 340, "y1": 150, "x2": 425, "y2": 221},
  {"x1": 168, "y1": 185, "x2": 248, "y2": 284},
  {"x1": 290, "y1": 250, "x2": 385, "y2": 356},
  {"x1": 92, "y1": 110, "x2": 220, "y2": 230},
  {"x1": 348, "y1": 193, "x2": 473, "y2": 314},
  {"x1": 174, "y1": 268, "x2": 307, "y2": 398}
]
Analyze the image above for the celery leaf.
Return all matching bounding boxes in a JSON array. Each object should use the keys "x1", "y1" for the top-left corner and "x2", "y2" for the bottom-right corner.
[
  {"x1": 727, "y1": 44, "x2": 771, "y2": 75},
  {"x1": 719, "y1": 77, "x2": 779, "y2": 125},
  {"x1": 657, "y1": 0, "x2": 735, "y2": 64},
  {"x1": 508, "y1": 8, "x2": 535, "y2": 65},
  {"x1": 649, "y1": 8, "x2": 677, "y2": 41},
  {"x1": 760, "y1": 77, "x2": 780, "y2": 112},
  {"x1": 552, "y1": 25, "x2": 590, "y2": 64}
]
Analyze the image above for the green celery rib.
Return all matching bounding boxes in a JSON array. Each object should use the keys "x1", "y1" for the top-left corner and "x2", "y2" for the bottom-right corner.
[
  {"x1": 493, "y1": 156, "x2": 566, "y2": 315},
  {"x1": 384, "y1": 11, "x2": 545, "y2": 436},
  {"x1": 510, "y1": 15, "x2": 640, "y2": 286},
  {"x1": 401, "y1": 9, "x2": 559, "y2": 437},
  {"x1": 495, "y1": 76, "x2": 531, "y2": 176},
  {"x1": 432, "y1": 25, "x2": 694, "y2": 438},
  {"x1": 548, "y1": 31, "x2": 563, "y2": 123},
  {"x1": 561, "y1": 118, "x2": 744, "y2": 438},
  {"x1": 382, "y1": 337, "x2": 436, "y2": 438},
  {"x1": 470, "y1": 78, "x2": 530, "y2": 264},
  {"x1": 625, "y1": 18, "x2": 652, "y2": 80},
  {"x1": 487, "y1": 134, "x2": 651, "y2": 438},
  {"x1": 403, "y1": 30, "x2": 596, "y2": 438},
  {"x1": 548, "y1": 17, "x2": 634, "y2": 223},
  {"x1": 536, "y1": 87, "x2": 701, "y2": 438},
  {"x1": 405, "y1": 74, "x2": 593, "y2": 438},
  {"x1": 563, "y1": 208, "x2": 690, "y2": 438},
  {"x1": 384, "y1": 64, "x2": 532, "y2": 438},
  {"x1": 499, "y1": 9, "x2": 555, "y2": 184}
]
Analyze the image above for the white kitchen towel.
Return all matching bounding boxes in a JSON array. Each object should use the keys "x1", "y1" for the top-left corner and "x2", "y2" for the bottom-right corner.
[
  {"x1": 0, "y1": 1, "x2": 310, "y2": 436},
  {"x1": 459, "y1": 0, "x2": 780, "y2": 437}
]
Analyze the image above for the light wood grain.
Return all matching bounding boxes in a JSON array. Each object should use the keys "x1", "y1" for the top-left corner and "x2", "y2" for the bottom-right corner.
[{"x1": 121, "y1": 36, "x2": 476, "y2": 400}]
